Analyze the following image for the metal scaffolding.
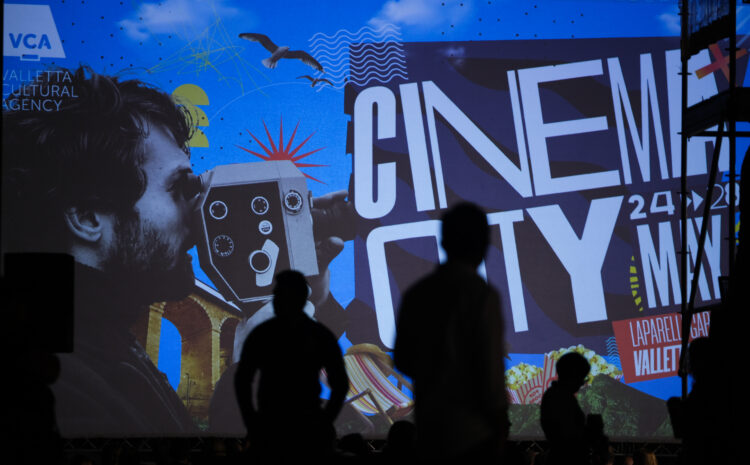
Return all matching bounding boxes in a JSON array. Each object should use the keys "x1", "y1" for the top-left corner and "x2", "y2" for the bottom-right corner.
[{"x1": 679, "y1": 0, "x2": 748, "y2": 399}]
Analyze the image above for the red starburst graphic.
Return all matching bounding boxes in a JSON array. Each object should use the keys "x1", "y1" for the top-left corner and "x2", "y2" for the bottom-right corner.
[{"x1": 236, "y1": 117, "x2": 328, "y2": 184}]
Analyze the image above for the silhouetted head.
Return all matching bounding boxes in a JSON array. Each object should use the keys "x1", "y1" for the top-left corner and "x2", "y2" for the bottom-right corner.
[
  {"x1": 273, "y1": 270, "x2": 309, "y2": 318},
  {"x1": 339, "y1": 433, "x2": 369, "y2": 457},
  {"x1": 555, "y1": 352, "x2": 590, "y2": 392},
  {"x1": 687, "y1": 337, "x2": 712, "y2": 382},
  {"x1": 441, "y1": 202, "x2": 489, "y2": 267},
  {"x1": 385, "y1": 420, "x2": 416, "y2": 455}
]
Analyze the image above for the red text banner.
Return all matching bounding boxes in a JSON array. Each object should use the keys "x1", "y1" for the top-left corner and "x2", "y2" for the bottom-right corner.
[{"x1": 612, "y1": 312, "x2": 711, "y2": 382}]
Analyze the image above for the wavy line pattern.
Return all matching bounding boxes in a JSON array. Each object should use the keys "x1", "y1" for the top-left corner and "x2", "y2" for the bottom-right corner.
[
  {"x1": 309, "y1": 24, "x2": 401, "y2": 44},
  {"x1": 308, "y1": 24, "x2": 408, "y2": 90},
  {"x1": 350, "y1": 43, "x2": 405, "y2": 60},
  {"x1": 309, "y1": 31, "x2": 403, "y2": 54},
  {"x1": 350, "y1": 55, "x2": 406, "y2": 72},
  {"x1": 605, "y1": 336, "x2": 622, "y2": 370}
]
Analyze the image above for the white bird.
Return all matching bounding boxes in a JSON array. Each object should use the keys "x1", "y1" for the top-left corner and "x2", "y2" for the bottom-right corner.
[{"x1": 239, "y1": 33, "x2": 324, "y2": 72}]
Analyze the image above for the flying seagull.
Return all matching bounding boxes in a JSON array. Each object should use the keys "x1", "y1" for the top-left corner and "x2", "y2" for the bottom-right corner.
[
  {"x1": 297, "y1": 75, "x2": 333, "y2": 88},
  {"x1": 239, "y1": 33, "x2": 324, "y2": 73}
]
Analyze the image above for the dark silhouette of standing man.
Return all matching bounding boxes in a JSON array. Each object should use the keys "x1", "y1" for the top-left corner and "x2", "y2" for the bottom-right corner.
[
  {"x1": 540, "y1": 352, "x2": 591, "y2": 465},
  {"x1": 667, "y1": 337, "x2": 729, "y2": 465},
  {"x1": 394, "y1": 203, "x2": 509, "y2": 462},
  {"x1": 234, "y1": 270, "x2": 348, "y2": 460}
]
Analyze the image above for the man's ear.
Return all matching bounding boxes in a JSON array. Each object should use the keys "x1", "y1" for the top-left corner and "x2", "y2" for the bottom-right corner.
[{"x1": 64, "y1": 206, "x2": 107, "y2": 243}]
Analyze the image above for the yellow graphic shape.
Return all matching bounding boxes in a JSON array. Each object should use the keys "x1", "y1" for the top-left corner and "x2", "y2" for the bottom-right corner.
[
  {"x1": 630, "y1": 255, "x2": 644, "y2": 312},
  {"x1": 172, "y1": 84, "x2": 210, "y2": 148},
  {"x1": 736, "y1": 219, "x2": 741, "y2": 245}
]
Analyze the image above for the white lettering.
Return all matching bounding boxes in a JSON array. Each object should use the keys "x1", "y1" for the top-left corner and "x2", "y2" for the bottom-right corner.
[
  {"x1": 519, "y1": 59, "x2": 620, "y2": 195},
  {"x1": 422, "y1": 81, "x2": 533, "y2": 203},
  {"x1": 607, "y1": 54, "x2": 668, "y2": 184},
  {"x1": 637, "y1": 221, "x2": 681, "y2": 308},
  {"x1": 487, "y1": 210, "x2": 527, "y2": 332},
  {"x1": 527, "y1": 195, "x2": 623, "y2": 323},
  {"x1": 399, "y1": 83, "x2": 436, "y2": 212},
  {"x1": 354, "y1": 86, "x2": 397, "y2": 219}
]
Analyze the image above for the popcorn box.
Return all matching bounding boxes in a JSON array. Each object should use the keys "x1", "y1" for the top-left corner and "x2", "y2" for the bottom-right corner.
[
  {"x1": 516, "y1": 371, "x2": 545, "y2": 404},
  {"x1": 505, "y1": 387, "x2": 521, "y2": 405},
  {"x1": 505, "y1": 347, "x2": 624, "y2": 405},
  {"x1": 541, "y1": 352, "x2": 559, "y2": 390},
  {"x1": 514, "y1": 354, "x2": 559, "y2": 404}
]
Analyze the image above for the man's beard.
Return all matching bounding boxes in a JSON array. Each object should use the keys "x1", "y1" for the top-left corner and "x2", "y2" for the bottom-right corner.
[{"x1": 103, "y1": 213, "x2": 195, "y2": 306}]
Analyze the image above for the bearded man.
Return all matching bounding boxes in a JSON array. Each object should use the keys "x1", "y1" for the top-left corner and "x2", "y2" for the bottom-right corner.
[{"x1": 3, "y1": 67, "x2": 203, "y2": 435}]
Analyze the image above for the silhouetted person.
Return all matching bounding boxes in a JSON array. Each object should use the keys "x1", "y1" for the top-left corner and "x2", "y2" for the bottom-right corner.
[
  {"x1": 5, "y1": 347, "x2": 63, "y2": 465},
  {"x1": 730, "y1": 146, "x2": 749, "y2": 313},
  {"x1": 382, "y1": 420, "x2": 416, "y2": 462},
  {"x1": 587, "y1": 413, "x2": 610, "y2": 465},
  {"x1": 632, "y1": 448, "x2": 658, "y2": 465},
  {"x1": 615, "y1": 455, "x2": 633, "y2": 465},
  {"x1": 667, "y1": 337, "x2": 728, "y2": 465},
  {"x1": 394, "y1": 202, "x2": 508, "y2": 462},
  {"x1": 540, "y1": 352, "x2": 591, "y2": 465},
  {"x1": 234, "y1": 270, "x2": 348, "y2": 461},
  {"x1": 338, "y1": 432, "x2": 371, "y2": 460}
]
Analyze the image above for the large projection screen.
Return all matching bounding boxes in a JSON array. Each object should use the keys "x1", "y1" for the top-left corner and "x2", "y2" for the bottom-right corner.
[{"x1": 3, "y1": 0, "x2": 747, "y2": 440}]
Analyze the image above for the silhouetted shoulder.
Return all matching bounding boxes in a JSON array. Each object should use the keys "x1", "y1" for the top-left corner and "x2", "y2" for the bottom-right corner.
[
  {"x1": 311, "y1": 319, "x2": 344, "y2": 358},
  {"x1": 314, "y1": 319, "x2": 339, "y2": 339},
  {"x1": 405, "y1": 263, "x2": 490, "y2": 296},
  {"x1": 239, "y1": 318, "x2": 273, "y2": 348}
]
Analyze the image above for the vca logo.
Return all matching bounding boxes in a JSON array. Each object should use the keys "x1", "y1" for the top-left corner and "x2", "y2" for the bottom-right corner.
[
  {"x1": 3, "y1": 4, "x2": 65, "y2": 61},
  {"x1": 9, "y1": 33, "x2": 53, "y2": 50}
]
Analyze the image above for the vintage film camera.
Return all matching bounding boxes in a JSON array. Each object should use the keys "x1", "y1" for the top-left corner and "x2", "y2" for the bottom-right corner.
[{"x1": 197, "y1": 161, "x2": 319, "y2": 303}]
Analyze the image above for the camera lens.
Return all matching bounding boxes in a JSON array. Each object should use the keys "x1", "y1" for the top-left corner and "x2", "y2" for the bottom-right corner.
[
  {"x1": 251, "y1": 196, "x2": 269, "y2": 215},
  {"x1": 209, "y1": 200, "x2": 228, "y2": 220},
  {"x1": 249, "y1": 250, "x2": 271, "y2": 273},
  {"x1": 212, "y1": 234, "x2": 234, "y2": 257},
  {"x1": 284, "y1": 190, "x2": 303, "y2": 213}
]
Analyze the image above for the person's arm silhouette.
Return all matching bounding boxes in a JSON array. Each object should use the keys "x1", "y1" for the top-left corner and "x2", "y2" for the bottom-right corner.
[
  {"x1": 393, "y1": 288, "x2": 418, "y2": 378},
  {"x1": 234, "y1": 329, "x2": 261, "y2": 434},
  {"x1": 483, "y1": 288, "x2": 509, "y2": 434},
  {"x1": 322, "y1": 332, "x2": 348, "y2": 423}
]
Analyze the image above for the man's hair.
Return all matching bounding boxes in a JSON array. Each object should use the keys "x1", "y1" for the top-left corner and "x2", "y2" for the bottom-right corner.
[
  {"x1": 556, "y1": 352, "x2": 591, "y2": 381},
  {"x1": 441, "y1": 202, "x2": 489, "y2": 263},
  {"x1": 273, "y1": 270, "x2": 309, "y2": 317},
  {"x1": 2, "y1": 66, "x2": 193, "y2": 253}
]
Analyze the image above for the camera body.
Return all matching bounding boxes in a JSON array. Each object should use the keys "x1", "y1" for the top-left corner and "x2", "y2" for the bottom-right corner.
[{"x1": 197, "y1": 161, "x2": 318, "y2": 303}]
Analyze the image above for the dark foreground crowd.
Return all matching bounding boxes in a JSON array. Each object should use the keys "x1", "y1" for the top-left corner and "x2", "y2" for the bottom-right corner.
[{"x1": 60, "y1": 433, "x2": 667, "y2": 465}]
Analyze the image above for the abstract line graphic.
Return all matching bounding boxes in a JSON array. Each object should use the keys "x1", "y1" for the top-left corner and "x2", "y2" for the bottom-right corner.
[
  {"x1": 147, "y1": 12, "x2": 269, "y2": 94},
  {"x1": 605, "y1": 336, "x2": 622, "y2": 370},
  {"x1": 308, "y1": 24, "x2": 408, "y2": 90}
]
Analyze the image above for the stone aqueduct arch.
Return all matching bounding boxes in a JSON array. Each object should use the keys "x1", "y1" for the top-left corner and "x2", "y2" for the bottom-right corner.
[{"x1": 132, "y1": 285, "x2": 243, "y2": 423}]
